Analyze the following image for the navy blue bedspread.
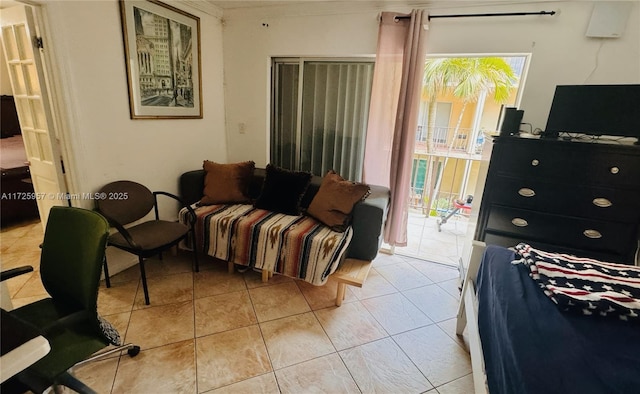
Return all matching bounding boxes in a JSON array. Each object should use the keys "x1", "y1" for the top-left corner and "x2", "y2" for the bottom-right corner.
[{"x1": 477, "y1": 245, "x2": 640, "y2": 394}]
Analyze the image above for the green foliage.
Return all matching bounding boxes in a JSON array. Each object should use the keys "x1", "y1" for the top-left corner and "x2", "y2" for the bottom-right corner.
[
  {"x1": 422, "y1": 57, "x2": 517, "y2": 104},
  {"x1": 428, "y1": 197, "x2": 452, "y2": 217}
]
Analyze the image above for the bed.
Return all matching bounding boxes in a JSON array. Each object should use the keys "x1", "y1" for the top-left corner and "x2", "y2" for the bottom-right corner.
[
  {"x1": 1, "y1": 95, "x2": 39, "y2": 225},
  {"x1": 457, "y1": 241, "x2": 640, "y2": 394}
]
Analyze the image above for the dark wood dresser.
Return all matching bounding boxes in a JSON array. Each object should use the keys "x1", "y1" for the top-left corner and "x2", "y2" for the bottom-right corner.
[{"x1": 475, "y1": 136, "x2": 640, "y2": 265}]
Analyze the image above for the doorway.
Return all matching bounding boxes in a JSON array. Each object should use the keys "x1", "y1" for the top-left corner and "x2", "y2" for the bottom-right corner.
[
  {"x1": 1, "y1": 3, "x2": 68, "y2": 229},
  {"x1": 395, "y1": 54, "x2": 530, "y2": 266}
]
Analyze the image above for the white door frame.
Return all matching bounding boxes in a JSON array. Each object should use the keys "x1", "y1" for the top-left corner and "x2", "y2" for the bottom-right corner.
[
  {"x1": 29, "y1": 1, "x2": 81, "y2": 203},
  {"x1": 1, "y1": 1, "x2": 79, "y2": 219}
]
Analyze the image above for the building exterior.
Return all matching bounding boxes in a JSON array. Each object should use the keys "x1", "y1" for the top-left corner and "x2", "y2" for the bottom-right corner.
[{"x1": 410, "y1": 59, "x2": 524, "y2": 216}]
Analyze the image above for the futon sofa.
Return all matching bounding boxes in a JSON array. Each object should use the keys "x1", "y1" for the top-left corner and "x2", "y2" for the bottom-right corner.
[{"x1": 179, "y1": 167, "x2": 390, "y2": 284}]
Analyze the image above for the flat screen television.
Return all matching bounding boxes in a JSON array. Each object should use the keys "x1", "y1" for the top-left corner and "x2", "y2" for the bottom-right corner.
[{"x1": 544, "y1": 84, "x2": 640, "y2": 141}]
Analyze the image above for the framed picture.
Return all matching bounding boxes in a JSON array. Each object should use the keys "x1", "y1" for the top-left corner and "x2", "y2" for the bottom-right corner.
[{"x1": 119, "y1": 0, "x2": 202, "y2": 119}]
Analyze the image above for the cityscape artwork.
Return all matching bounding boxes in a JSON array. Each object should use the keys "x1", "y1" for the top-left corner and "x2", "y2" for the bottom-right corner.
[{"x1": 120, "y1": 0, "x2": 202, "y2": 119}]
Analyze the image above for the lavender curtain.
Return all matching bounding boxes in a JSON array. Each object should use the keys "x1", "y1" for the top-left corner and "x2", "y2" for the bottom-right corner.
[{"x1": 363, "y1": 10, "x2": 428, "y2": 246}]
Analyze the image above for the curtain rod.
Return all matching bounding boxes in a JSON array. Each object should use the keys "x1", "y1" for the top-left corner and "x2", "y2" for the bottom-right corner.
[{"x1": 394, "y1": 10, "x2": 556, "y2": 21}]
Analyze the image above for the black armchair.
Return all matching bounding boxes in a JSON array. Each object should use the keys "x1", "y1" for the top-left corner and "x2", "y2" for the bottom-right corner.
[{"x1": 95, "y1": 180, "x2": 199, "y2": 305}]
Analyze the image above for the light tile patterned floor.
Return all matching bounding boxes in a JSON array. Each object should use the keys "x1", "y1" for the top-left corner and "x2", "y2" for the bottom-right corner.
[
  {"x1": 1, "y1": 219, "x2": 473, "y2": 394},
  {"x1": 395, "y1": 211, "x2": 470, "y2": 266}
]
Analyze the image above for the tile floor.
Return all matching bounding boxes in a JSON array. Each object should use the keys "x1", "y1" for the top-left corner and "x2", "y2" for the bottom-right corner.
[
  {"x1": 1, "y1": 219, "x2": 473, "y2": 394},
  {"x1": 394, "y1": 211, "x2": 470, "y2": 267}
]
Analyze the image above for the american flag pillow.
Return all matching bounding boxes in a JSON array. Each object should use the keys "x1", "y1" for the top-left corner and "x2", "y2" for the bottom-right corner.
[{"x1": 513, "y1": 243, "x2": 640, "y2": 322}]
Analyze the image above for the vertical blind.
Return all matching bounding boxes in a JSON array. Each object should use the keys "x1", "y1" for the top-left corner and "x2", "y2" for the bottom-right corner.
[
  {"x1": 272, "y1": 62, "x2": 299, "y2": 170},
  {"x1": 271, "y1": 59, "x2": 374, "y2": 181}
]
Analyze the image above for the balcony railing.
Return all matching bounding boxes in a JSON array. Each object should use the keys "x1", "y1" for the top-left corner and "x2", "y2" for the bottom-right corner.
[
  {"x1": 409, "y1": 186, "x2": 460, "y2": 214},
  {"x1": 409, "y1": 126, "x2": 487, "y2": 213},
  {"x1": 414, "y1": 126, "x2": 485, "y2": 156}
]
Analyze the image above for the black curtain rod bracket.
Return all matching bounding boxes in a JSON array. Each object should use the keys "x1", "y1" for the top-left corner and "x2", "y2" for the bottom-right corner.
[{"x1": 394, "y1": 10, "x2": 556, "y2": 21}]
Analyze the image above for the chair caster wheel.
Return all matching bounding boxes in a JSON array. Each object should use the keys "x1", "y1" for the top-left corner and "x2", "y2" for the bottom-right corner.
[{"x1": 128, "y1": 346, "x2": 141, "y2": 357}]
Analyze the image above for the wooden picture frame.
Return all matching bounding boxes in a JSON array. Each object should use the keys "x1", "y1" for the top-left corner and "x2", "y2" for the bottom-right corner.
[{"x1": 119, "y1": 0, "x2": 202, "y2": 119}]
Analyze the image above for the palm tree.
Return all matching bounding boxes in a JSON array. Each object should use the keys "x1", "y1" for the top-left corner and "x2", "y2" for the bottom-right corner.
[{"x1": 421, "y1": 57, "x2": 516, "y2": 214}]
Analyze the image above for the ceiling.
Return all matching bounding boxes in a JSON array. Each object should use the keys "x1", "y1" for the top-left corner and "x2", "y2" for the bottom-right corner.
[
  {"x1": 0, "y1": 0, "x2": 20, "y2": 9},
  {"x1": 0, "y1": 0, "x2": 558, "y2": 12},
  {"x1": 206, "y1": 1, "x2": 416, "y2": 10},
  {"x1": 204, "y1": 0, "x2": 555, "y2": 10}
]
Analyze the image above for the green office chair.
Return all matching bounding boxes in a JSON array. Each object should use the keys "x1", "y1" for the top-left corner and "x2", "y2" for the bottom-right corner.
[
  {"x1": 4, "y1": 207, "x2": 139, "y2": 394},
  {"x1": 95, "y1": 180, "x2": 199, "y2": 305}
]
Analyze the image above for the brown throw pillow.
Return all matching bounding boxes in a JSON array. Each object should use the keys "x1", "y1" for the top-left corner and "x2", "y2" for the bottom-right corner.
[
  {"x1": 200, "y1": 160, "x2": 255, "y2": 205},
  {"x1": 307, "y1": 170, "x2": 370, "y2": 232}
]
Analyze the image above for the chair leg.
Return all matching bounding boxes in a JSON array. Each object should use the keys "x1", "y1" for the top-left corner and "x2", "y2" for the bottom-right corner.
[
  {"x1": 191, "y1": 229, "x2": 199, "y2": 272},
  {"x1": 57, "y1": 371, "x2": 97, "y2": 394},
  {"x1": 138, "y1": 256, "x2": 150, "y2": 305},
  {"x1": 192, "y1": 247, "x2": 199, "y2": 273},
  {"x1": 102, "y1": 255, "x2": 111, "y2": 288},
  {"x1": 74, "y1": 343, "x2": 140, "y2": 367}
]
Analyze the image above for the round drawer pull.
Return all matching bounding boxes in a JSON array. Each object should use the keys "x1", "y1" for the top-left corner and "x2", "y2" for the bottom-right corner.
[
  {"x1": 583, "y1": 229, "x2": 602, "y2": 239},
  {"x1": 592, "y1": 198, "x2": 612, "y2": 208},
  {"x1": 531, "y1": 159, "x2": 539, "y2": 166},
  {"x1": 511, "y1": 218, "x2": 528, "y2": 227},
  {"x1": 518, "y1": 188, "x2": 536, "y2": 197},
  {"x1": 610, "y1": 167, "x2": 619, "y2": 174}
]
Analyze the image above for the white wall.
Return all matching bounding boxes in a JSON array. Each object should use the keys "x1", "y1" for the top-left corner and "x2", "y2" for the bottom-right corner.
[
  {"x1": 35, "y1": 0, "x2": 226, "y2": 273},
  {"x1": 41, "y1": 0, "x2": 227, "y2": 207},
  {"x1": 222, "y1": 1, "x2": 640, "y2": 165}
]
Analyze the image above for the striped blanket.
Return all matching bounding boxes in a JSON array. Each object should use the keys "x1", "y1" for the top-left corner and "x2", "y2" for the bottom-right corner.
[
  {"x1": 179, "y1": 204, "x2": 353, "y2": 285},
  {"x1": 513, "y1": 243, "x2": 640, "y2": 322}
]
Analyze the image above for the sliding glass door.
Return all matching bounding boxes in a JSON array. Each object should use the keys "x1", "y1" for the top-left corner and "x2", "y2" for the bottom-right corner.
[{"x1": 271, "y1": 58, "x2": 374, "y2": 180}]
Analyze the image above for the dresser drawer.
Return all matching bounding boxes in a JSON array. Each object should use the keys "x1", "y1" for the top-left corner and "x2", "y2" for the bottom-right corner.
[
  {"x1": 493, "y1": 138, "x2": 640, "y2": 188},
  {"x1": 489, "y1": 176, "x2": 640, "y2": 222},
  {"x1": 493, "y1": 141, "x2": 567, "y2": 180},
  {"x1": 485, "y1": 205, "x2": 638, "y2": 256},
  {"x1": 580, "y1": 150, "x2": 640, "y2": 189}
]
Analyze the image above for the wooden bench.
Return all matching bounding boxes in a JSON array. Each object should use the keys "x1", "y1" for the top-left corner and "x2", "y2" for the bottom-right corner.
[
  {"x1": 331, "y1": 258, "x2": 373, "y2": 306},
  {"x1": 227, "y1": 258, "x2": 372, "y2": 305}
]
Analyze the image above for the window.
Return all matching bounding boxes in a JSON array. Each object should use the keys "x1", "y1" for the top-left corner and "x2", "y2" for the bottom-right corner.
[
  {"x1": 271, "y1": 58, "x2": 374, "y2": 181},
  {"x1": 431, "y1": 102, "x2": 452, "y2": 146}
]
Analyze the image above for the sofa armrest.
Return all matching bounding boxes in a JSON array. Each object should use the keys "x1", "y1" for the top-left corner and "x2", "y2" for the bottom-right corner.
[
  {"x1": 179, "y1": 170, "x2": 205, "y2": 206},
  {"x1": 346, "y1": 185, "x2": 390, "y2": 261}
]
